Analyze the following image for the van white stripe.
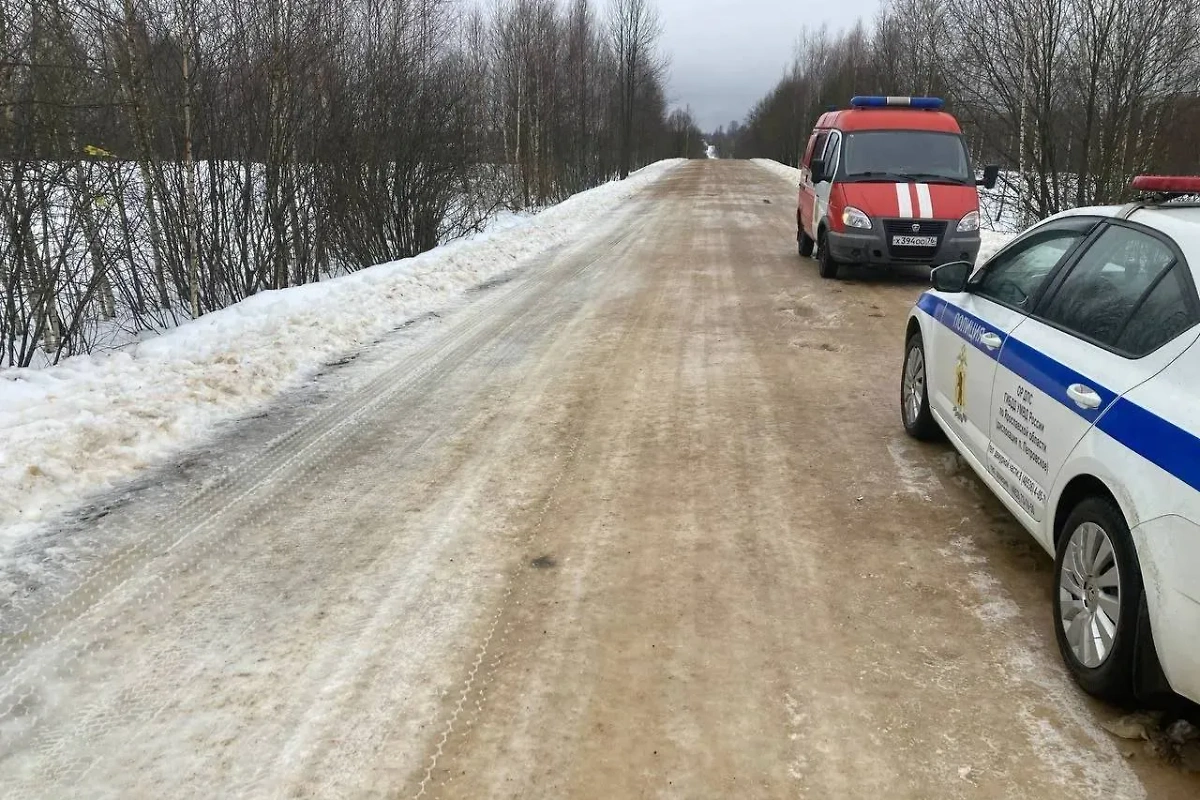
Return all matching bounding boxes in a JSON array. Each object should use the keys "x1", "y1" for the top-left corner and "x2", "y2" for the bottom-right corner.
[
  {"x1": 915, "y1": 183, "x2": 933, "y2": 218},
  {"x1": 895, "y1": 183, "x2": 913, "y2": 217}
]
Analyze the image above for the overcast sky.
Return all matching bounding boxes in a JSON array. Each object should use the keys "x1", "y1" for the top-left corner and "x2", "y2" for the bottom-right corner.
[{"x1": 656, "y1": 0, "x2": 883, "y2": 131}]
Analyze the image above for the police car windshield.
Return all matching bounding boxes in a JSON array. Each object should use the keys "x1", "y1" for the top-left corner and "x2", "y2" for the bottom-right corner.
[{"x1": 842, "y1": 131, "x2": 971, "y2": 184}]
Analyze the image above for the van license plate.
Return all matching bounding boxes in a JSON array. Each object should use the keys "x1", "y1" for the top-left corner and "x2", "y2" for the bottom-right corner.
[{"x1": 892, "y1": 235, "x2": 938, "y2": 247}]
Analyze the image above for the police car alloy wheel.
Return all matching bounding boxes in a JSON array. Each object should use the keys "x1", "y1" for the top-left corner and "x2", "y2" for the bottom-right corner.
[
  {"x1": 1059, "y1": 521, "x2": 1121, "y2": 668},
  {"x1": 1052, "y1": 497, "x2": 1143, "y2": 703},
  {"x1": 901, "y1": 334, "x2": 939, "y2": 440}
]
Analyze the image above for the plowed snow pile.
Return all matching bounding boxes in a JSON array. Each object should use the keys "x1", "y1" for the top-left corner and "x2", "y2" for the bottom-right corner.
[{"x1": 0, "y1": 160, "x2": 684, "y2": 550}]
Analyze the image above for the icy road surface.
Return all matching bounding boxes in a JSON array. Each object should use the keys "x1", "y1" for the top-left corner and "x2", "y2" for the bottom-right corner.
[{"x1": 1, "y1": 161, "x2": 1197, "y2": 798}]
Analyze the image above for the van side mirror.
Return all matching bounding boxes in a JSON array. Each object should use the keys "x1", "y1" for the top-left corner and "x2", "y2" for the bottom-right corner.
[
  {"x1": 977, "y1": 165, "x2": 999, "y2": 190},
  {"x1": 810, "y1": 158, "x2": 827, "y2": 183},
  {"x1": 931, "y1": 261, "x2": 973, "y2": 293}
]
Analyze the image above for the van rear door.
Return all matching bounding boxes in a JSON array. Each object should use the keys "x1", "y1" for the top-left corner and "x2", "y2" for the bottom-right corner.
[{"x1": 799, "y1": 130, "x2": 829, "y2": 240}]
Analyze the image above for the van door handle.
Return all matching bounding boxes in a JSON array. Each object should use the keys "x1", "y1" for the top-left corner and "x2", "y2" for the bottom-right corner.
[
  {"x1": 980, "y1": 332, "x2": 1003, "y2": 350},
  {"x1": 1066, "y1": 383, "x2": 1102, "y2": 410}
]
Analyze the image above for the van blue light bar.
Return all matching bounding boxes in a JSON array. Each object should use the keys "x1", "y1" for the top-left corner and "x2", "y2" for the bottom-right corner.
[{"x1": 849, "y1": 96, "x2": 944, "y2": 110}]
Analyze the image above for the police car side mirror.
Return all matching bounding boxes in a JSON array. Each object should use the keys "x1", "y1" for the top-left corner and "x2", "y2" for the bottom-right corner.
[
  {"x1": 977, "y1": 165, "x2": 999, "y2": 190},
  {"x1": 931, "y1": 261, "x2": 973, "y2": 293}
]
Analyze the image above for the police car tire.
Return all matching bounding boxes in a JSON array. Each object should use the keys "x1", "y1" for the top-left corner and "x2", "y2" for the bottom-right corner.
[
  {"x1": 799, "y1": 230, "x2": 815, "y2": 258},
  {"x1": 1052, "y1": 496, "x2": 1143, "y2": 704},
  {"x1": 901, "y1": 334, "x2": 940, "y2": 441},
  {"x1": 817, "y1": 231, "x2": 839, "y2": 279}
]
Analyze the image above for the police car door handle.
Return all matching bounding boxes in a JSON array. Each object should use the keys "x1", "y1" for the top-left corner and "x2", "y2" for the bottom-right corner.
[
  {"x1": 980, "y1": 332, "x2": 1002, "y2": 350},
  {"x1": 1067, "y1": 383, "x2": 1102, "y2": 410}
]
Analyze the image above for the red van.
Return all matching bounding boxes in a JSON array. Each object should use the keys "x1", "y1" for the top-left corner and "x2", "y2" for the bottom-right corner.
[{"x1": 797, "y1": 96, "x2": 998, "y2": 279}]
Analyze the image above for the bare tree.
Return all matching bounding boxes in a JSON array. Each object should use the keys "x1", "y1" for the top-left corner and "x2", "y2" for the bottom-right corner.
[
  {"x1": 0, "y1": 0, "x2": 688, "y2": 366},
  {"x1": 607, "y1": 0, "x2": 663, "y2": 177},
  {"x1": 734, "y1": 0, "x2": 1200, "y2": 226}
]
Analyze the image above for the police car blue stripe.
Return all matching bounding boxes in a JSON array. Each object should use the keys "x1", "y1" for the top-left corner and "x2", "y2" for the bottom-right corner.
[
  {"x1": 1097, "y1": 399, "x2": 1200, "y2": 493},
  {"x1": 915, "y1": 291, "x2": 942, "y2": 320},
  {"x1": 917, "y1": 293, "x2": 1005, "y2": 361},
  {"x1": 918, "y1": 291, "x2": 1200, "y2": 492},
  {"x1": 996, "y1": 336, "x2": 1117, "y2": 424}
]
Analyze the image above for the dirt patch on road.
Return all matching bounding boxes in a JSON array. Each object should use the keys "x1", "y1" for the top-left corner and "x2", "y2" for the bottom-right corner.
[
  {"x1": 4, "y1": 161, "x2": 1195, "y2": 799},
  {"x1": 408, "y1": 162, "x2": 1198, "y2": 798}
]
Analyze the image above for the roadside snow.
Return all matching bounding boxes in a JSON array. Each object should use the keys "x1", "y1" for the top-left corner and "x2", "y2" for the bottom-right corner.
[
  {"x1": 0, "y1": 160, "x2": 684, "y2": 550},
  {"x1": 751, "y1": 158, "x2": 801, "y2": 186},
  {"x1": 978, "y1": 230, "x2": 1015, "y2": 263}
]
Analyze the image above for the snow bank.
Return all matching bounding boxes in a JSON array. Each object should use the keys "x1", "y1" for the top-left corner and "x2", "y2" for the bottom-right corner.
[
  {"x1": 979, "y1": 230, "x2": 1015, "y2": 263},
  {"x1": 751, "y1": 158, "x2": 801, "y2": 185},
  {"x1": 0, "y1": 160, "x2": 684, "y2": 546}
]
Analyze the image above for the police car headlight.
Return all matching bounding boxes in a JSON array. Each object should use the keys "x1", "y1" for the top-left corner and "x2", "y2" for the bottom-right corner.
[
  {"x1": 842, "y1": 206, "x2": 871, "y2": 229},
  {"x1": 957, "y1": 210, "x2": 980, "y2": 232}
]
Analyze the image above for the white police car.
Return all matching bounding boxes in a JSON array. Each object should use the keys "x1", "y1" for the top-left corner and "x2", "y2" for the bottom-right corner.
[{"x1": 901, "y1": 176, "x2": 1200, "y2": 705}]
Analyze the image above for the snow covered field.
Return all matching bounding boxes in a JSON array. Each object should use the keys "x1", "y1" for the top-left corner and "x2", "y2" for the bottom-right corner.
[
  {"x1": 0, "y1": 161, "x2": 527, "y2": 371},
  {"x1": 0, "y1": 160, "x2": 685, "y2": 554}
]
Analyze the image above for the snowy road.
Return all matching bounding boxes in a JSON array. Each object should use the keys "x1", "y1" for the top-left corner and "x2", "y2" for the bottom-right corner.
[{"x1": 2, "y1": 161, "x2": 1197, "y2": 798}]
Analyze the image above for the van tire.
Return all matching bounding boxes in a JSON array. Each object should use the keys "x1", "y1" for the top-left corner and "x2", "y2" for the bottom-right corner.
[
  {"x1": 817, "y1": 230, "x2": 840, "y2": 279},
  {"x1": 799, "y1": 229, "x2": 815, "y2": 258}
]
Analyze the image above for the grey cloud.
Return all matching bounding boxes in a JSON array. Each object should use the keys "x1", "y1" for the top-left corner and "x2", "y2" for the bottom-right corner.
[{"x1": 655, "y1": 0, "x2": 882, "y2": 130}]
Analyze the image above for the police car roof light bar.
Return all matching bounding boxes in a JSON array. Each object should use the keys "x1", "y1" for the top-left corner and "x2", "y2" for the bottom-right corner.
[
  {"x1": 1119, "y1": 175, "x2": 1200, "y2": 218},
  {"x1": 1130, "y1": 175, "x2": 1200, "y2": 196},
  {"x1": 849, "y1": 96, "x2": 944, "y2": 110}
]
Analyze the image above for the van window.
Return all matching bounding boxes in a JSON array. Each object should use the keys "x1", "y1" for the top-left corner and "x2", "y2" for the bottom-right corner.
[
  {"x1": 822, "y1": 131, "x2": 841, "y2": 175},
  {"x1": 801, "y1": 133, "x2": 818, "y2": 167},
  {"x1": 803, "y1": 131, "x2": 829, "y2": 169},
  {"x1": 841, "y1": 131, "x2": 971, "y2": 184}
]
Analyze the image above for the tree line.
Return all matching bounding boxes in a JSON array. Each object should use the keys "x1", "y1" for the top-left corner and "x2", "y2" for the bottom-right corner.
[
  {"x1": 724, "y1": 0, "x2": 1200, "y2": 227},
  {"x1": 0, "y1": 0, "x2": 703, "y2": 367}
]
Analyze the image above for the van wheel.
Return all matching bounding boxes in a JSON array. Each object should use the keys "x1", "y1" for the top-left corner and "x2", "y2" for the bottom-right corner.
[
  {"x1": 1052, "y1": 496, "x2": 1143, "y2": 704},
  {"x1": 817, "y1": 231, "x2": 840, "y2": 279},
  {"x1": 799, "y1": 229, "x2": 815, "y2": 258}
]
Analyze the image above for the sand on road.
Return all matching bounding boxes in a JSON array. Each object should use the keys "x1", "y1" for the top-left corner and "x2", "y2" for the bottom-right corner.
[{"x1": 1, "y1": 161, "x2": 1196, "y2": 799}]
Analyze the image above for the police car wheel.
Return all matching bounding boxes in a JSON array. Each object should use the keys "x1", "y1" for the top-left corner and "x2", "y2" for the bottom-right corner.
[
  {"x1": 817, "y1": 231, "x2": 839, "y2": 279},
  {"x1": 799, "y1": 230, "x2": 815, "y2": 258},
  {"x1": 901, "y1": 334, "x2": 939, "y2": 440},
  {"x1": 1052, "y1": 497, "x2": 1143, "y2": 704}
]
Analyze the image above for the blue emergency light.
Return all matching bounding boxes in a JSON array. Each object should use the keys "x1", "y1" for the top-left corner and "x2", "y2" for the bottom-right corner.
[{"x1": 849, "y1": 96, "x2": 944, "y2": 110}]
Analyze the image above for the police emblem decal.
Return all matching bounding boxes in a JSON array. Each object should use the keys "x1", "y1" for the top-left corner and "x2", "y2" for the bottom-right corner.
[{"x1": 953, "y1": 346, "x2": 968, "y2": 422}]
